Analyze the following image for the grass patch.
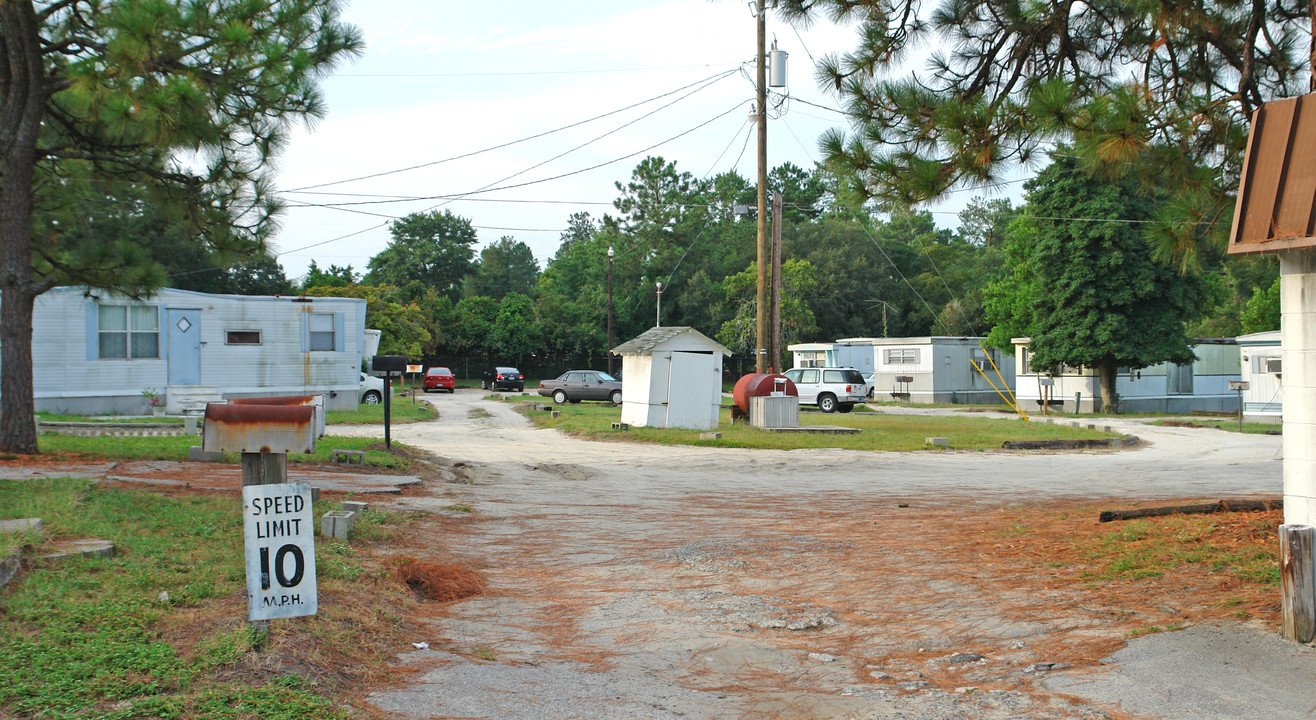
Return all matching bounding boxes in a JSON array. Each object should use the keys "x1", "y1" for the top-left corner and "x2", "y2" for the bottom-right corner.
[
  {"x1": 522, "y1": 403, "x2": 1116, "y2": 451},
  {"x1": 0, "y1": 477, "x2": 427, "y2": 719},
  {"x1": 997, "y1": 506, "x2": 1282, "y2": 620},
  {"x1": 34, "y1": 434, "x2": 413, "y2": 470},
  {"x1": 1071, "y1": 515, "x2": 1281, "y2": 584},
  {"x1": 1149, "y1": 419, "x2": 1280, "y2": 435},
  {"x1": 325, "y1": 399, "x2": 434, "y2": 425},
  {"x1": 37, "y1": 412, "x2": 184, "y2": 424}
]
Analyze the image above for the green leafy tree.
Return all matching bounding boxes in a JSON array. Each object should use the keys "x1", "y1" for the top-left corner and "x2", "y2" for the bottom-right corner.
[
  {"x1": 718, "y1": 259, "x2": 817, "y2": 357},
  {"x1": 304, "y1": 285, "x2": 430, "y2": 360},
  {"x1": 779, "y1": 0, "x2": 1310, "y2": 271},
  {"x1": 490, "y1": 292, "x2": 538, "y2": 360},
  {"x1": 982, "y1": 156, "x2": 1208, "y2": 412},
  {"x1": 364, "y1": 210, "x2": 478, "y2": 302},
  {"x1": 0, "y1": 0, "x2": 361, "y2": 454},
  {"x1": 468, "y1": 236, "x2": 539, "y2": 300},
  {"x1": 221, "y1": 256, "x2": 294, "y2": 296},
  {"x1": 302, "y1": 260, "x2": 359, "y2": 290},
  {"x1": 532, "y1": 215, "x2": 610, "y2": 360},
  {"x1": 448, "y1": 296, "x2": 498, "y2": 356},
  {"x1": 1240, "y1": 277, "x2": 1282, "y2": 334}
]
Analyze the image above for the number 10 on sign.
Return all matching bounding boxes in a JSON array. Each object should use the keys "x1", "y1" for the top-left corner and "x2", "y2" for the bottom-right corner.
[{"x1": 243, "y1": 482, "x2": 318, "y2": 622}]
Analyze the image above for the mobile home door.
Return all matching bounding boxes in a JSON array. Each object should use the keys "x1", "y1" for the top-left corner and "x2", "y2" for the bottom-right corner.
[{"x1": 167, "y1": 308, "x2": 202, "y2": 386}]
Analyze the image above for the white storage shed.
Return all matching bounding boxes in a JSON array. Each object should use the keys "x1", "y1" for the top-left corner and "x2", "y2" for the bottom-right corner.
[
  {"x1": 12, "y1": 286, "x2": 368, "y2": 415},
  {"x1": 612, "y1": 327, "x2": 731, "y2": 430}
]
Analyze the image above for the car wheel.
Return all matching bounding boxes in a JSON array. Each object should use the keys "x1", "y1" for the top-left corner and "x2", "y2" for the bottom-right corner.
[
  {"x1": 817, "y1": 393, "x2": 837, "y2": 413},
  {"x1": 422, "y1": 388, "x2": 432, "y2": 394},
  {"x1": 361, "y1": 390, "x2": 382, "y2": 405},
  {"x1": 837, "y1": 402, "x2": 855, "y2": 413},
  {"x1": 553, "y1": 389, "x2": 568, "y2": 404},
  {"x1": 516, "y1": 385, "x2": 524, "y2": 393},
  {"x1": 481, "y1": 380, "x2": 488, "y2": 390},
  {"x1": 609, "y1": 390, "x2": 622, "y2": 405},
  {"x1": 447, "y1": 388, "x2": 456, "y2": 393}
]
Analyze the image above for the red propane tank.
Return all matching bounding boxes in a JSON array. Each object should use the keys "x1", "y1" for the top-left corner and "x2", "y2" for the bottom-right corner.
[{"x1": 732, "y1": 372, "x2": 797, "y2": 414}]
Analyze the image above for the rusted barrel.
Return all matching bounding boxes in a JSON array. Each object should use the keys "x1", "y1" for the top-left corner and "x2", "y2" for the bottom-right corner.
[{"x1": 732, "y1": 373, "x2": 796, "y2": 414}]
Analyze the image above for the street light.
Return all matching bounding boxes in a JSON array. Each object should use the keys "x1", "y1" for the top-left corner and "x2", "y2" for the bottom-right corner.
[
  {"x1": 655, "y1": 281, "x2": 664, "y2": 327},
  {"x1": 607, "y1": 246, "x2": 615, "y2": 375}
]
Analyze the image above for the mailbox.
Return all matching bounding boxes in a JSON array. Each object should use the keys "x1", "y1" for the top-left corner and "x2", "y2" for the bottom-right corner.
[
  {"x1": 370, "y1": 355, "x2": 407, "y2": 374},
  {"x1": 230, "y1": 395, "x2": 325, "y2": 438},
  {"x1": 202, "y1": 403, "x2": 316, "y2": 454}
]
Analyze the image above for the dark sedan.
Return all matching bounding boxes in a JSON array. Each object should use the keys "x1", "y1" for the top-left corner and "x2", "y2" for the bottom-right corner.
[
  {"x1": 538, "y1": 370, "x2": 622, "y2": 405},
  {"x1": 481, "y1": 366, "x2": 525, "y2": 392}
]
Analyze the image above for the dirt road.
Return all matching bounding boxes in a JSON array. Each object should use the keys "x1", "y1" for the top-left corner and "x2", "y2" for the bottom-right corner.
[{"x1": 356, "y1": 392, "x2": 1307, "y2": 720}]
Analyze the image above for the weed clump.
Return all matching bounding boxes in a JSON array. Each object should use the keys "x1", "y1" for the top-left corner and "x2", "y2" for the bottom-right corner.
[{"x1": 392, "y1": 558, "x2": 485, "y2": 602}]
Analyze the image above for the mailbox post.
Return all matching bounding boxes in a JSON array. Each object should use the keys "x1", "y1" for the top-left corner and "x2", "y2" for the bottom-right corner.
[
  {"x1": 371, "y1": 355, "x2": 407, "y2": 449},
  {"x1": 1230, "y1": 380, "x2": 1249, "y2": 432},
  {"x1": 203, "y1": 402, "x2": 318, "y2": 643}
]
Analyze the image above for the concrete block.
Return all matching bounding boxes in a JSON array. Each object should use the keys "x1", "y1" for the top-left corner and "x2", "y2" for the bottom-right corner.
[
  {"x1": 1283, "y1": 422, "x2": 1316, "y2": 463},
  {"x1": 322, "y1": 510, "x2": 357, "y2": 540},
  {"x1": 611, "y1": 422, "x2": 629, "y2": 431},
  {"x1": 926, "y1": 437, "x2": 949, "y2": 448},
  {"x1": 310, "y1": 486, "x2": 321, "y2": 503},
  {"x1": 699, "y1": 432, "x2": 722, "y2": 440},
  {"x1": 1284, "y1": 493, "x2": 1316, "y2": 527},
  {"x1": 331, "y1": 448, "x2": 365, "y2": 465},
  {"x1": 0, "y1": 554, "x2": 19, "y2": 588},
  {"x1": 1281, "y1": 349, "x2": 1316, "y2": 389},
  {"x1": 340, "y1": 500, "x2": 369, "y2": 515},
  {"x1": 1103, "y1": 426, "x2": 1112, "y2": 432},
  {"x1": 1284, "y1": 457, "x2": 1316, "y2": 499},
  {"x1": 188, "y1": 445, "x2": 224, "y2": 462},
  {"x1": 551, "y1": 410, "x2": 561, "y2": 418},
  {"x1": 1086, "y1": 424, "x2": 1096, "y2": 430},
  {"x1": 0, "y1": 518, "x2": 43, "y2": 535},
  {"x1": 45, "y1": 539, "x2": 115, "y2": 561}
]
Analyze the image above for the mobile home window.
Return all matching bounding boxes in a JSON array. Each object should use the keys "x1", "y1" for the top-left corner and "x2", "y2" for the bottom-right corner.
[
  {"x1": 884, "y1": 348, "x2": 918, "y2": 364},
  {"x1": 307, "y1": 313, "x2": 335, "y2": 351},
  {"x1": 226, "y1": 330, "x2": 262, "y2": 345},
  {"x1": 98, "y1": 305, "x2": 159, "y2": 359}
]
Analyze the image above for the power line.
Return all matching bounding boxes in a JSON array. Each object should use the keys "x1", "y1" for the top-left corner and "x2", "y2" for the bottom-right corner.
[
  {"x1": 275, "y1": 100, "x2": 751, "y2": 259},
  {"x1": 282, "y1": 101, "x2": 751, "y2": 211},
  {"x1": 283, "y1": 68, "x2": 740, "y2": 194},
  {"x1": 332, "y1": 62, "x2": 742, "y2": 79}
]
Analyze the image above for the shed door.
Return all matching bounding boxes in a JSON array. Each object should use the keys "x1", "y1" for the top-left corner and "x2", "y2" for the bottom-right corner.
[
  {"x1": 167, "y1": 308, "x2": 202, "y2": 386},
  {"x1": 665, "y1": 351, "x2": 710, "y2": 429}
]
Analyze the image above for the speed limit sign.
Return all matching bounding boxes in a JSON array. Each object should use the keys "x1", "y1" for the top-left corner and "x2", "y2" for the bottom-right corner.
[{"x1": 243, "y1": 482, "x2": 317, "y2": 621}]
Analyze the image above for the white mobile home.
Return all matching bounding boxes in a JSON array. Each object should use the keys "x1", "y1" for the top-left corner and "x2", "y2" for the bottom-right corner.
[
  {"x1": 1011, "y1": 337, "x2": 1241, "y2": 414},
  {"x1": 613, "y1": 326, "x2": 730, "y2": 430},
  {"x1": 788, "y1": 337, "x2": 1016, "y2": 404},
  {"x1": 13, "y1": 287, "x2": 368, "y2": 415},
  {"x1": 1238, "y1": 331, "x2": 1282, "y2": 423}
]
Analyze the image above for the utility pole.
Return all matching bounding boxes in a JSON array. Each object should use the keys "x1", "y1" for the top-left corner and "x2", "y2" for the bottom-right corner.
[
  {"x1": 754, "y1": 0, "x2": 768, "y2": 373},
  {"x1": 770, "y1": 191, "x2": 782, "y2": 371},
  {"x1": 655, "y1": 281, "x2": 663, "y2": 327},
  {"x1": 607, "y1": 246, "x2": 614, "y2": 376}
]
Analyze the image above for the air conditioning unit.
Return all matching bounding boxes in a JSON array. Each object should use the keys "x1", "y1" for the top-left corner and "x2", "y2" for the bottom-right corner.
[{"x1": 1264, "y1": 357, "x2": 1283, "y2": 374}]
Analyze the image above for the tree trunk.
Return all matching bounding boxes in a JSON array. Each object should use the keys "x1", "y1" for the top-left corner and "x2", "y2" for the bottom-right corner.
[
  {"x1": 1097, "y1": 361, "x2": 1119, "y2": 415},
  {"x1": 0, "y1": 0, "x2": 50, "y2": 454}
]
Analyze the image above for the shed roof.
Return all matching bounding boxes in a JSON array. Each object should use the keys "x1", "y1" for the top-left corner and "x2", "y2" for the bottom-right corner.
[{"x1": 612, "y1": 326, "x2": 731, "y2": 356}]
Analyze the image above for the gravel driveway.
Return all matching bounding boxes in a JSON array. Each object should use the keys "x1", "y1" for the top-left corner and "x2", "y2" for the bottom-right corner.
[{"x1": 353, "y1": 392, "x2": 1310, "y2": 720}]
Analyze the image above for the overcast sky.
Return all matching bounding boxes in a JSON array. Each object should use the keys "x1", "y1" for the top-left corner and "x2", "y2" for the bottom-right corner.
[{"x1": 269, "y1": 1, "x2": 1011, "y2": 283}]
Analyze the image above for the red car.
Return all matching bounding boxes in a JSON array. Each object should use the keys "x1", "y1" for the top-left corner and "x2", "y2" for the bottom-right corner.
[{"x1": 422, "y1": 366, "x2": 456, "y2": 393}]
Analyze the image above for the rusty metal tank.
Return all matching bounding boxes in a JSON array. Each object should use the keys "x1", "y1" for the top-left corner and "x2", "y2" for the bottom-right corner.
[{"x1": 732, "y1": 372, "x2": 796, "y2": 414}]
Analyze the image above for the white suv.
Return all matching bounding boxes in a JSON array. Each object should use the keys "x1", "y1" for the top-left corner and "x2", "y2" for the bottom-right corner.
[{"x1": 783, "y1": 367, "x2": 867, "y2": 413}]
